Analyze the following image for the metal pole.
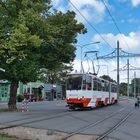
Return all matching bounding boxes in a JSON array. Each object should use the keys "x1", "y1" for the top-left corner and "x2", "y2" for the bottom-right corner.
[
  {"x1": 30, "y1": 82, "x2": 32, "y2": 94},
  {"x1": 127, "y1": 59, "x2": 129, "y2": 98},
  {"x1": 107, "y1": 65, "x2": 109, "y2": 76},
  {"x1": 117, "y1": 41, "x2": 120, "y2": 101},
  {"x1": 80, "y1": 46, "x2": 83, "y2": 73},
  {"x1": 134, "y1": 71, "x2": 136, "y2": 98}
]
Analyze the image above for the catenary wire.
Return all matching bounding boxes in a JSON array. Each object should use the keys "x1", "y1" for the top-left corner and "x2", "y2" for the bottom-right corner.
[
  {"x1": 101, "y1": 0, "x2": 139, "y2": 66},
  {"x1": 68, "y1": 0, "x2": 114, "y2": 49}
]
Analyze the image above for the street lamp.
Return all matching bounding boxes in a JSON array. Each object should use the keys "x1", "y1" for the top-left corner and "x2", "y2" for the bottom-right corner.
[{"x1": 76, "y1": 41, "x2": 100, "y2": 73}]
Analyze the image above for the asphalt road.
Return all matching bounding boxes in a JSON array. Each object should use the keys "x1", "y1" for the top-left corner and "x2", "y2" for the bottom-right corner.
[{"x1": 0, "y1": 97, "x2": 140, "y2": 140}]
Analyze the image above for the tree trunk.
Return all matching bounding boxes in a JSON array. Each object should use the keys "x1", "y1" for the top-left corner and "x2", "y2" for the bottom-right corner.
[{"x1": 8, "y1": 81, "x2": 19, "y2": 109}]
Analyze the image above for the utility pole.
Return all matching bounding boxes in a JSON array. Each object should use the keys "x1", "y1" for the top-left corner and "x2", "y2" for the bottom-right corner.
[
  {"x1": 127, "y1": 59, "x2": 129, "y2": 98},
  {"x1": 114, "y1": 62, "x2": 140, "y2": 98},
  {"x1": 134, "y1": 71, "x2": 136, "y2": 98},
  {"x1": 117, "y1": 41, "x2": 120, "y2": 101},
  {"x1": 87, "y1": 40, "x2": 140, "y2": 101}
]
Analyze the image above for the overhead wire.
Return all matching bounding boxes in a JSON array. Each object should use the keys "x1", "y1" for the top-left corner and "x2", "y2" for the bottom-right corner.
[
  {"x1": 68, "y1": 0, "x2": 114, "y2": 74},
  {"x1": 68, "y1": 0, "x2": 114, "y2": 50},
  {"x1": 101, "y1": 0, "x2": 139, "y2": 67}
]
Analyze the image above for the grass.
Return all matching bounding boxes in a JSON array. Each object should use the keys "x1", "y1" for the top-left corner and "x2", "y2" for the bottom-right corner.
[
  {"x1": 0, "y1": 108, "x2": 18, "y2": 112},
  {"x1": 0, "y1": 133, "x2": 18, "y2": 140},
  {"x1": 0, "y1": 133, "x2": 29, "y2": 140}
]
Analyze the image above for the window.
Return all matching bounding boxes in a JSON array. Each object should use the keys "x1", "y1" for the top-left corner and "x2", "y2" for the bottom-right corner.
[
  {"x1": 105, "y1": 82, "x2": 109, "y2": 92},
  {"x1": 102, "y1": 81, "x2": 109, "y2": 92},
  {"x1": 111, "y1": 84, "x2": 117, "y2": 93},
  {"x1": 67, "y1": 75, "x2": 82, "y2": 90},
  {"x1": 86, "y1": 75, "x2": 92, "y2": 90},
  {"x1": 93, "y1": 78, "x2": 98, "y2": 91},
  {"x1": 98, "y1": 79, "x2": 102, "y2": 91}
]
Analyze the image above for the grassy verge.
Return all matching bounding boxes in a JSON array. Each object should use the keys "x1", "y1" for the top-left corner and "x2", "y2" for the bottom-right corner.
[
  {"x1": 0, "y1": 133, "x2": 19, "y2": 140},
  {"x1": 0, "y1": 108, "x2": 18, "y2": 112},
  {"x1": 0, "y1": 133, "x2": 28, "y2": 140}
]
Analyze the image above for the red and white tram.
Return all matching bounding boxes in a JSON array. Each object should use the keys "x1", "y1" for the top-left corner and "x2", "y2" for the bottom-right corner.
[{"x1": 66, "y1": 73, "x2": 117, "y2": 109}]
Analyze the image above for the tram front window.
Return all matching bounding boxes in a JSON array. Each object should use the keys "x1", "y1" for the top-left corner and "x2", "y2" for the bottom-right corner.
[{"x1": 67, "y1": 75, "x2": 82, "y2": 90}]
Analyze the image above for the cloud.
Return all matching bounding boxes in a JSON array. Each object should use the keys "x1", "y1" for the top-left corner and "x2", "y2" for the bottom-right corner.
[
  {"x1": 131, "y1": 0, "x2": 140, "y2": 7},
  {"x1": 118, "y1": 0, "x2": 140, "y2": 7},
  {"x1": 69, "y1": 0, "x2": 106, "y2": 23},
  {"x1": 72, "y1": 58, "x2": 140, "y2": 83},
  {"x1": 128, "y1": 18, "x2": 138, "y2": 24},
  {"x1": 51, "y1": 0, "x2": 66, "y2": 12},
  {"x1": 92, "y1": 31, "x2": 140, "y2": 53},
  {"x1": 51, "y1": 0, "x2": 107, "y2": 23}
]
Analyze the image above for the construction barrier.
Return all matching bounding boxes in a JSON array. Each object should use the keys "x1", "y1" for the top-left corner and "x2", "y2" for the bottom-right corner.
[{"x1": 21, "y1": 99, "x2": 29, "y2": 112}]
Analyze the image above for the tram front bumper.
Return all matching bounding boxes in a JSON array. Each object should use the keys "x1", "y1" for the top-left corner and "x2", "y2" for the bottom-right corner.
[{"x1": 66, "y1": 98, "x2": 91, "y2": 107}]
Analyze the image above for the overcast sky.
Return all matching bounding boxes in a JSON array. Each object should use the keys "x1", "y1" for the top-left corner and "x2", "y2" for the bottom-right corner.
[{"x1": 51, "y1": 0, "x2": 140, "y2": 83}]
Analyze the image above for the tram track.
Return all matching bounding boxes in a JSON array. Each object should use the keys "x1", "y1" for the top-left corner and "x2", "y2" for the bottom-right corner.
[
  {"x1": 0, "y1": 103, "x2": 119, "y2": 127},
  {"x1": 61, "y1": 107, "x2": 127, "y2": 140},
  {"x1": 0, "y1": 106, "x2": 131, "y2": 140},
  {"x1": 0, "y1": 110, "x2": 77, "y2": 130},
  {"x1": 0, "y1": 110, "x2": 71, "y2": 124},
  {"x1": 96, "y1": 110, "x2": 134, "y2": 140}
]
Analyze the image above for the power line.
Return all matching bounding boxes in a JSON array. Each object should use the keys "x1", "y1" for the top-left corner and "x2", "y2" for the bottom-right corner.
[
  {"x1": 68, "y1": 0, "x2": 114, "y2": 49},
  {"x1": 101, "y1": 0, "x2": 139, "y2": 65},
  {"x1": 101, "y1": 0, "x2": 130, "y2": 50}
]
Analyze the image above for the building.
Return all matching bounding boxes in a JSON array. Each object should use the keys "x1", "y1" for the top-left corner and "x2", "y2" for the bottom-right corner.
[
  {"x1": 0, "y1": 80, "x2": 63, "y2": 102},
  {"x1": 23, "y1": 81, "x2": 45, "y2": 101},
  {"x1": 44, "y1": 84, "x2": 63, "y2": 101},
  {"x1": 0, "y1": 80, "x2": 11, "y2": 102}
]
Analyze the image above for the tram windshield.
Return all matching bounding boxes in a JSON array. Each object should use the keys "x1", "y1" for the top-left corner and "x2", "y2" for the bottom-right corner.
[{"x1": 67, "y1": 75, "x2": 82, "y2": 90}]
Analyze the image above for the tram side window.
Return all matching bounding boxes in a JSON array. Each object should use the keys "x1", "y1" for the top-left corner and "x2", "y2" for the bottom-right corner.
[
  {"x1": 104, "y1": 81, "x2": 109, "y2": 92},
  {"x1": 82, "y1": 75, "x2": 92, "y2": 90},
  {"x1": 107, "y1": 82, "x2": 110, "y2": 92},
  {"x1": 86, "y1": 76, "x2": 92, "y2": 90},
  {"x1": 111, "y1": 84, "x2": 117, "y2": 92},
  {"x1": 93, "y1": 78, "x2": 98, "y2": 91},
  {"x1": 101, "y1": 80, "x2": 105, "y2": 91},
  {"x1": 98, "y1": 79, "x2": 102, "y2": 91},
  {"x1": 82, "y1": 75, "x2": 86, "y2": 90}
]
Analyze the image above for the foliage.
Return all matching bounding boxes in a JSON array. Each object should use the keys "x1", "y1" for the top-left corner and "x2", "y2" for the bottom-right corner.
[
  {"x1": 0, "y1": 0, "x2": 86, "y2": 109},
  {"x1": 38, "y1": 64, "x2": 73, "y2": 84},
  {"x1": 100, "y1": 75, "x2": 116, "y2": 83},
  {"x1": 17, "y1": 94, "x2": 24, "y2": 102},
  {"x1": 119, "y1": 82, "x2": 127, "y2": 96},
  {"x1": 131, "y1": 78, "x2": 140, "y2": 96}
]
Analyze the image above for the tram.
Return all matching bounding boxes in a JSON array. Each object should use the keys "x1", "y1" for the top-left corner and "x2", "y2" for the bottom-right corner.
[{"x1": 66, "y1": 72, "x2": 117, "y2": 109}]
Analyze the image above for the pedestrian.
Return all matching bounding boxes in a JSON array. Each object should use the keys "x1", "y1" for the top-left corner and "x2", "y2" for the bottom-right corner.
[
  {"x1": 137, "y1": 96, "x2": 140, "y2": 107},
  {"x1": 135, "y1": 96, "x2": 140, "y2": 108}
]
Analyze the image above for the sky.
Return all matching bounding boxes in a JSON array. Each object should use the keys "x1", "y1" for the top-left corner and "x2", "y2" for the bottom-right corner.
[{"x1": 51, "y1": 0, "x2": 140, "y2": 83}]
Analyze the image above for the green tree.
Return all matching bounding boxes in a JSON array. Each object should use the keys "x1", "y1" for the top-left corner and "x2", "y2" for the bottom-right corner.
[
  {"x1": 100, "y1": 75, "x2": 116, "y2": 83},
  {"x1": 131, "y1": 78, "x2": 140, "y2": 96},
  {"x1": 0, "y1": 0, "x2": 86, "y2": 109},
  {"x1": 119, "y1": 82, "x2": 127, "y2": 96},
  {"x1": 38, "y1": 65, "x2": 73, "y2": 84}
]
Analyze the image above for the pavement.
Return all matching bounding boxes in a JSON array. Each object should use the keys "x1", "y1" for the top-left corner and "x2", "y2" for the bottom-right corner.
[{"x1": 0, "y1": 97, "x2": 140, "y2": 140}]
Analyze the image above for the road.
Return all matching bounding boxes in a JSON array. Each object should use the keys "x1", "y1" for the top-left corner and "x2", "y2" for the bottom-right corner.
[{"x1": 0, "y1": 97, "x2": 140, "y2": 140}]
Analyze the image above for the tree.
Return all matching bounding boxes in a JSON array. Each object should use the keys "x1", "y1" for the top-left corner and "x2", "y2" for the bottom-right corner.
[
  {"x1": 0, "y1": 0, "x2": 87, "y2": 109},
  {"x1": 119, "y1": 82, "x2": 127, "y2": 96},
  {"x1": 131, "y1": 78, "x2": 140, "y2": 96},
  {"x1": 100, "y1": 75, "x2": 116, "y2": 83},
  {"x1": 38, "y1": 65, "x2": 73, "y2": 84}
]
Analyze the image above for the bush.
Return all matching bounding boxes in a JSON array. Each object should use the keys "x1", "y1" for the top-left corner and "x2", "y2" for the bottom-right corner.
[{"x1": 17, "y1": 94, "x2": 24, "y2": 102}]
